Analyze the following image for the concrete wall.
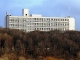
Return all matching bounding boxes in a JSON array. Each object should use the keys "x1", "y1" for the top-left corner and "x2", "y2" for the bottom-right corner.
[{"x1": 69, "y1": 18, "x2": 75, "y2": 30}]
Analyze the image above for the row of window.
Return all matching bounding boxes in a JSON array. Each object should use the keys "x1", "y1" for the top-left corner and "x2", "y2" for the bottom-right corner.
[
  {"x1": 9, "y1": 18, "x2": 69, "y2": 22},
  {"x1": 9, "y1": 23, "x2": 69, "y2": 28},
  {"x1": 34, "y1": 28, "x2": 69, "y2": 31}
]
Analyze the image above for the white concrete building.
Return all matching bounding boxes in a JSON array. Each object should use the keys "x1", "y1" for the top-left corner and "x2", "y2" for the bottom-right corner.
[{"x1": 5, "y1": 9, "x2": 75, "y2": 32}]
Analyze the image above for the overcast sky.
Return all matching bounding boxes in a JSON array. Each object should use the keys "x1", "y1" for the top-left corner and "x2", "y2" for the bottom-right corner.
[{"x1": 0, "y1": 0, "x2": 80, "y2": 30}]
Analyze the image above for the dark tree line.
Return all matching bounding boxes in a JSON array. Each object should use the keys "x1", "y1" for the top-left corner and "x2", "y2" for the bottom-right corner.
[{"x1": 0, "y1": 28, "x2": 80, "y2": 59}]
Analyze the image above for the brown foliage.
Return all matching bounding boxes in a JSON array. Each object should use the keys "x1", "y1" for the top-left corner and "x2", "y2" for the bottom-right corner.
[
  {"x1": 0, "y1": 28, "x2": 80, "y2": 59},
  {"x1": 44, "y1": 56, "x2": 57, "y2": 60}
]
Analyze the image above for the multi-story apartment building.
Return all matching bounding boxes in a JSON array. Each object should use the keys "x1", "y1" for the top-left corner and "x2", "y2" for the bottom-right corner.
[{"x1": 5, "y1": 9, "x2": 75, "y2": 32}]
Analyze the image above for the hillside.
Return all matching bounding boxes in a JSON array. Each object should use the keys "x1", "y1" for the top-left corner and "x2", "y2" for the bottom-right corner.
[{"x1": 0, "y1": 28, "x2": 80, "y2": 60}]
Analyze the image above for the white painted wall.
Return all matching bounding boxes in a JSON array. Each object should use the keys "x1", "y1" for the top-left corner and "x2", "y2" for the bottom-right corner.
[
  {"x1": 30, "y1": 14, "x2": 42, "y2": 17},
  {"x1": 69, "y1": 18, "x2": 75, "y2": 30},
  {"x1": 22, "y1": 9, "x2": 29, "y2": 16}
]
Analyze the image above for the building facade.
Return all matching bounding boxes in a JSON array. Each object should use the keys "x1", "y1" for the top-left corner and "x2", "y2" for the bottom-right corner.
[{"x1": 5, "y1": 9, "x2": 75, "y2": 32}]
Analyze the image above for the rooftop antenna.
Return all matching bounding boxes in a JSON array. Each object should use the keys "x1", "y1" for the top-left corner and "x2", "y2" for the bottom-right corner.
[
  {"x1": 67, "y1": 7, "x2": 71, "y2": 17},
  {"x1": 6, "y1": 11, "x2": 8, "y2": 16}
]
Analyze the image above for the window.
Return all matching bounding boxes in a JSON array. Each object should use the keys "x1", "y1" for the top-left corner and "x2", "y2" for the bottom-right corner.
[
  {"x1": 58, "y1": 19, "x2": 60, "y2": 21},
  {"x1": 54, "y1": 19, "x2": 55, "y2": 20},
  {"x1": 65, "y1": 19, "x2": 66, "y2": 21},
  {"x1": 61, "y1": 19, "x2": 62, "y2": 21},
  {"x1": 56, "y1": 19, "x2": 57, "y2": 21},
  {"x1": 34, "y1": 18, "x2": 36, "y2": 20},
  {"x1": 51, "y1": 19, "x2": 53, "y2": 20}
]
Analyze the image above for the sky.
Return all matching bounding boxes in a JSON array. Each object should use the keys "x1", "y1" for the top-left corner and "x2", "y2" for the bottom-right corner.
[{"x1": 0, "y1": 0, "x2": 80, "y2": 30}]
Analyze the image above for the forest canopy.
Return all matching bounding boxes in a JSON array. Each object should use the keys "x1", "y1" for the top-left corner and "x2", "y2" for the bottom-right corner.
[{"x1": 0, "y1": 28, "x2": 80, "y2": 60}]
